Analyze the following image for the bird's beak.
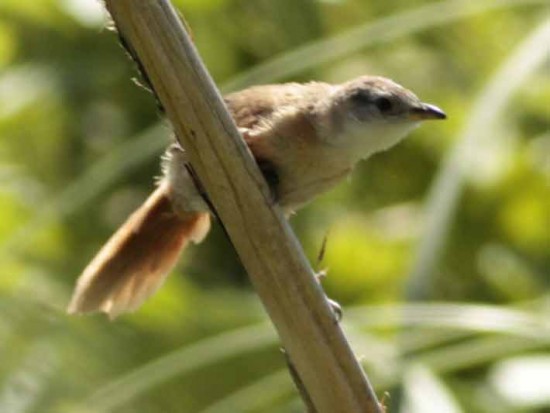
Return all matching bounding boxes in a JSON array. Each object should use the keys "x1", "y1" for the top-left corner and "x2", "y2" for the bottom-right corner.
[{"x1": 409, "y1": 103, "x2": 447, "y2": 120}]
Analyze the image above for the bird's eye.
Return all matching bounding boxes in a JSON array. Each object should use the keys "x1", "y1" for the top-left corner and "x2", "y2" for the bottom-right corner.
[
  {"x1": 350, "y1": 91, "x2": 372, "y2": 106},
  {"x1": 374, "y1": 97, "x2": 393, "y2": 113}
]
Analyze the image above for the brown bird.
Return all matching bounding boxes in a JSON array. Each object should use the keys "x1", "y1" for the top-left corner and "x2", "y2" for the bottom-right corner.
[{"x1": 68, "y1": 75, "x2": 446, "y2": 318}]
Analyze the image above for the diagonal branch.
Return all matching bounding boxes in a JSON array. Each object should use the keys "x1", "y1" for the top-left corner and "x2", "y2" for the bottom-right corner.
[{"x1": 102, "y1": 1, "x2": 382, "y2": 412}]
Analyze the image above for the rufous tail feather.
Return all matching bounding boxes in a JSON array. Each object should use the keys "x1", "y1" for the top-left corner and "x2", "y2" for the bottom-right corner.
[{"x1": 67, "y1": 182, "x2": 210, "y2": 319}]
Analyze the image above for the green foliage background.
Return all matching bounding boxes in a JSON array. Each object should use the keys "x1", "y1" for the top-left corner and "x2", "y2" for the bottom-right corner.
[{"x1": 0, "y1": 1, "x2": 549, "y2": 412}]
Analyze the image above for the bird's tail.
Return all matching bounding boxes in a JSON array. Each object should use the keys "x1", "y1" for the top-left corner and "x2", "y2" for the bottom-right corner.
[{"x1": 67, "y1": 182, "x2": 210, "y2": 319}]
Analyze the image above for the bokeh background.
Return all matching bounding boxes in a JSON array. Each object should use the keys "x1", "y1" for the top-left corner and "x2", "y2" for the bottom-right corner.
[{"x1": 1, "y1": 0, "x2": 549, "y2": 412}]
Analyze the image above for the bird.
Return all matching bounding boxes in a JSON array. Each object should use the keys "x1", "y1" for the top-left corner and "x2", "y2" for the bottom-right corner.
[{"x1": 67, "y1": 75, "x2": 446, "y2": 318}]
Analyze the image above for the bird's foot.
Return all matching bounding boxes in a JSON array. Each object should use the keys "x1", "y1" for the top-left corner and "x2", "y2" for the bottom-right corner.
[{"x1": 315, "y1": 268, "x2": 342, "y2": 322}]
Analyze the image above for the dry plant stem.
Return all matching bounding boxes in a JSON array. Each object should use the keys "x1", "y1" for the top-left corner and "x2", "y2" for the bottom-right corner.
[{"x1": 103, "y1": 1, "x2": 382, "y2": 412}]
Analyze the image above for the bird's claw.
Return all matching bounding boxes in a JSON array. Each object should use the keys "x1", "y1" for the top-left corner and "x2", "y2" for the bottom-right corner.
[
  {"x1": 315, "y1": 269, "x2": 342, "y2": 322},
  {"x1": 327, "y1": 297, "x2": 343, "y2": 322}
]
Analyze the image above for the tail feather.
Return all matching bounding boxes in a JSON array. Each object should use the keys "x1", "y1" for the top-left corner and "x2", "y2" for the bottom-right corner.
[{"x1": 68, "y1": 182, "x2": 210, "y2": 319}]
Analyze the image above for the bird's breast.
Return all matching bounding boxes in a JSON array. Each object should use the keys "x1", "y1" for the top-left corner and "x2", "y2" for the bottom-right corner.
[{"x1": 268, "y1": 140, "x2": 353, "y2": 211}]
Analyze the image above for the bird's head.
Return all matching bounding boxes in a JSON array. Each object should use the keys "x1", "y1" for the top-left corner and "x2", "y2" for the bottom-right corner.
[{"x1": 320, "y1": 76, "x2": 446, "y2": 159}]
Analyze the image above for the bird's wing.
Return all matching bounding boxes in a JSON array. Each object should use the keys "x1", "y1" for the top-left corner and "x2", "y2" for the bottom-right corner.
[{"x1": 224, "y1": 82, "x2": 325, "y2": 131}]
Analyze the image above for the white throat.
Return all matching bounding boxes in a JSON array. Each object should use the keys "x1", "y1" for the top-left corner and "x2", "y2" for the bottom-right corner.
[{"x1": 338, "y1": 121, "x2": 419, "y2": 162}]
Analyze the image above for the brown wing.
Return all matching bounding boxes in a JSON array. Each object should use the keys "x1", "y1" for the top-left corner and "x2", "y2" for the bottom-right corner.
[
  {"x1": 224, "y1": 82, "x2": 328, "y2": 131},
  {"x1": 224, "y1": 81, "x2": 336, "y2": 208}
]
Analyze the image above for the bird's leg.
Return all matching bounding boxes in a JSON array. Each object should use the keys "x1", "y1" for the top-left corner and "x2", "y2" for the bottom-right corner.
[
  {"x1": 314, "y1": 232, "x2": 342, "y2": 322},
  {"x1": 313, "y1": 270, "x2": 342, "y2": 322}
]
